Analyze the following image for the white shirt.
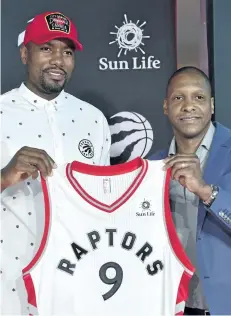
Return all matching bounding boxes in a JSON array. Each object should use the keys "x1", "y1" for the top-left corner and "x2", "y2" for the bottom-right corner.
[{"x1": 0, "y1": 83, "x2": 111, "y2": 314}]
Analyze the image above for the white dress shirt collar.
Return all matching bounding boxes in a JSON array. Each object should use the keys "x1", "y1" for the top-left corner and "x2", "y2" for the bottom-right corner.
[{"x1": 18, "y1": 82, "x2": 66, "y2": 108}]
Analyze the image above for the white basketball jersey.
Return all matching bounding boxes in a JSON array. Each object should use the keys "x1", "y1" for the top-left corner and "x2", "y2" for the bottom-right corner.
[{"x1": 22, "y1": 158, "x2": 194, "y2": 316}]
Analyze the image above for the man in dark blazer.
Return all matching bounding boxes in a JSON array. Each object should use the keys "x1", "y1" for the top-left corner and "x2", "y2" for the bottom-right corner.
[{"x1": 149, "y1": 66, "x2": 231, "y2": 315}]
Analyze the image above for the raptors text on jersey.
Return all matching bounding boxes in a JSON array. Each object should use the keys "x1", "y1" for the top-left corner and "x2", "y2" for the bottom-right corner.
[{"x1": 22, "y1": 157, "x2": 194, "y2": 316}]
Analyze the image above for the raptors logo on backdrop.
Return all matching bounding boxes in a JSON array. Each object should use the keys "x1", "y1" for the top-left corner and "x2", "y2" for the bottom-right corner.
[{"x1": 109, "y1": 111, "x2": 153, "y2": 165}]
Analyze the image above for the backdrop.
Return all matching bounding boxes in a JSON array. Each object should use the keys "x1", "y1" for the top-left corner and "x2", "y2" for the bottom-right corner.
[
  {"x1": 207, "y1": 0, "x2": 231, "y2": 128},
  {"x1": 1, "y1": 0, "x2": 176, "y2": 163}
]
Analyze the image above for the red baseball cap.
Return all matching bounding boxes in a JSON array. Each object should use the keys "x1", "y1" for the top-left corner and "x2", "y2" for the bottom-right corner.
[{"x1": 23, "y1": 12, "x2": 83, "y2": 50}]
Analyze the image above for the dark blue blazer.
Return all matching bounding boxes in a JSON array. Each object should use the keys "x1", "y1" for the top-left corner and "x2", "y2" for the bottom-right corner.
[{"x1": 149, "y1": 122, "x2": 231, "y2": 315}]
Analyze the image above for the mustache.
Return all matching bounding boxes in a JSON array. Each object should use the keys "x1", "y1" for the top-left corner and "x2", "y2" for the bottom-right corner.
[{"x1": 43, "y1": 68, "x2": 67, "y2": 76}]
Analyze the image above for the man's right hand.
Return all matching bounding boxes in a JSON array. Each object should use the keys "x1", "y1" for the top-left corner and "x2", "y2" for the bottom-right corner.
[{"x1": 1, "y1": 146, "x2": 57, "y2": 192}]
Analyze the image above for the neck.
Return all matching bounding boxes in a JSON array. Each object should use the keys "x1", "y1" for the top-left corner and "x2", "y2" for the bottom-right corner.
[
  {"x1": 25, "y1": 81, "x2": 60, "y2": 101},
  {"x1": 174, "y1": 124, "x2": 210, "y2": 154}
]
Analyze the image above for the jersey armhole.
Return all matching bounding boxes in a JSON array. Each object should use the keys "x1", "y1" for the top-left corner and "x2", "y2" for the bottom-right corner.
[
  {"x1": 22, "y1": 176, "x2": 51, "y2": 275},
  {"x1": 164, "y1": 168, "x2": 195, "y2": 275}
]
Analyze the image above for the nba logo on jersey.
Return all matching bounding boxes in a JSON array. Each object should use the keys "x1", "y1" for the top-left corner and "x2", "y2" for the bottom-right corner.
[{"x1": 22, "y1": 157, "x2": 194, "y2": 316}]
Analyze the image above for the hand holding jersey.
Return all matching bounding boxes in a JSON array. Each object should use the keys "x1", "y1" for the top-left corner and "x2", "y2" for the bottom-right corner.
[
  {"x1": 1, "y1": 146, "x2": 56, "y2": 192},
  {"x1": 163, "y1": 153, "x2": 213, "y2": 202}
]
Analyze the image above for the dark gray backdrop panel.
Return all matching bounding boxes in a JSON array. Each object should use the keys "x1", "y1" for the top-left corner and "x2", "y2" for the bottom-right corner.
[{"x1": 1, "y1": 0, "x2": 176, "y2": 156}]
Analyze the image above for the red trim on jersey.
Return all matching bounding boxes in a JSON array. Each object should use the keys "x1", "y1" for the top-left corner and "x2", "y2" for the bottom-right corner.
[
  {"x1": 164, "y1": 168, "x2": 195, "y2": 273},
  {"x1": 23, "y1": 273, "x2": 37, "y2": 311},
  {"x1": 66, "y1": 157, "x2": 148, "y2": 213},
  {"x1": 22, "y1": 177, "x2": 51, "y2": 312},
  {"x1": 175, "y1": 271, "x2": 192, "y2": 315},
  {"x1": 70, "y1": 156, "x2": 145, "y2": 175}
]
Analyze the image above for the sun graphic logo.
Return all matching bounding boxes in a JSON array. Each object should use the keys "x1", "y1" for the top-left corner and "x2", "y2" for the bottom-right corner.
[
  {"x1": 136, "y1": 199, "x2": 155, "y2": 217},
  {"x1": 98, "y1": 14, "x2": 161, "y2": 71},
  {"x1": 109, "y1": 14, "x2": 150, "y2": 58},
  {"x1": 140, "y1": 199, "x2": 151, "y2": 211}
]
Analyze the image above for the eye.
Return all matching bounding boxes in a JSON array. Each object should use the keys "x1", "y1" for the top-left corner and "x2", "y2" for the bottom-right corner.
[
  {"x1": 196, "y1": 95, "x2": 204, "y2": 100},
  {"x1": 64, "y1": 50, "x2": 74, "y2": 56},
  {"x1": 174, "y1": 96, "x2": 183, "y2": 101},
  {"x1": 40, "y1": 46, "x2": 51, "y2": 52}
]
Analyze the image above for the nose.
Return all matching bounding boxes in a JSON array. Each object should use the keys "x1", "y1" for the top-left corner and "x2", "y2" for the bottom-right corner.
[
  {"x1": 181, "y1": 99, "x2": 196, "y2": 112},
  {"x1": 49, "y1": 50, "x2": 64, "y2": 68}
]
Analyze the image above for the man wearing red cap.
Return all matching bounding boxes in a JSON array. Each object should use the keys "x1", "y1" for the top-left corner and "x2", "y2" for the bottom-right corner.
[
  {"x1": 0, "y1": 11, "x2": 111, "y2": 314},
  {"x1": 23, "y1": 12, "x2": 83, "y2": 51}
]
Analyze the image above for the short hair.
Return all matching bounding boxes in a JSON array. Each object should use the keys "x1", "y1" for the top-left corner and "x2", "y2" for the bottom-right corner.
[{"x1": 166, "y1": 66, "x2": 211, "y2": 96}]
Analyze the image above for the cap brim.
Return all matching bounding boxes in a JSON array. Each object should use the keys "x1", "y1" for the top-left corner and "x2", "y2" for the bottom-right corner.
[
  {"x1": 73, "y1": 40, "x2": 83, "y2": 51},
  {"x1": 32, "y1": 34, "x2": 83, "y2": 51},
  {"x1": 70, "y1": 38, "x2": 83, "y2": 51}
]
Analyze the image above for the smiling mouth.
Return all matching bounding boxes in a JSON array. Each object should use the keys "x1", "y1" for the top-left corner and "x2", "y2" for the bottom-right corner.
[
  {"x1": 44, "y1": 70, "x2": 66, "y2": 81},
  {"x1": 179, "y1": 116, "x2": 201, "y2": 121}
]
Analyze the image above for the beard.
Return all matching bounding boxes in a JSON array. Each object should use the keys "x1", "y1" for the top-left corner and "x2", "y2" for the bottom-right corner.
[{"x1": 39, "y1": 70, "x2": 68, "y2": 94}]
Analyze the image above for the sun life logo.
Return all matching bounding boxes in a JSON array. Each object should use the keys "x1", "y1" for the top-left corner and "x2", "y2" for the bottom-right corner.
[
  {"x1": 109, "y1": 14, "x2": 150, "y2": 57},
  {"x1": 141, "y1": 199, "x2": 151, "y2": 211},
  {"x1": 98, "y1": 14, "x2": 161, "y2": 71},
  {"x1": 136, "y1": 199, "x2": 155, "y2": 217}
]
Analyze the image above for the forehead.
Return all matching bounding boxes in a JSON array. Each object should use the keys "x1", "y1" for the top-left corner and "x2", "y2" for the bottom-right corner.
[{"x1": 168, "y1": 73, "x2": 209, "y2": 94}]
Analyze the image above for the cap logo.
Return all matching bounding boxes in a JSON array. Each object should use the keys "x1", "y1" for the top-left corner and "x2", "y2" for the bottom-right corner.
[{"x1": 45, "y1": 13, "x2": 70, "y2": 34}]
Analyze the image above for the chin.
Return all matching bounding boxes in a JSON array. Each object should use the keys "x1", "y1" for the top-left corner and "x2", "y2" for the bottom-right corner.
[
  {"x1": 175, "y1": 125, "x2": 204, "y2": 139},
  {"x1": 41, "y1": 77, "x2": 67, "y2": 94},
  {"x1": 182, "y1": 132, "x2": 201, "y2": 139},
  {"x1": 181, "y1": 128, "x2": 205, "y2": 139},
  {"x1": 43, "y1": 82, "x2": 65, "y2": 94}
]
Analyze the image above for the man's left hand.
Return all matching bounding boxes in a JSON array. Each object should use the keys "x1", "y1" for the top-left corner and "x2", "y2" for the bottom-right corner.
[{"x1": 163, "y1": 153, "x2": 212, "y2": 201}]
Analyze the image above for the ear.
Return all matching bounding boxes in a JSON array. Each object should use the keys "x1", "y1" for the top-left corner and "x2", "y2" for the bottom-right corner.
[
  {"x1": 163, "y1": 99, "x2": 168, "y2": 115},
  {"x1": 20, "y1": 45, "x2": 28, "y2": 65},
  {"x1": 211, "y1": 97, "x2": 214, "y2": 114}
]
